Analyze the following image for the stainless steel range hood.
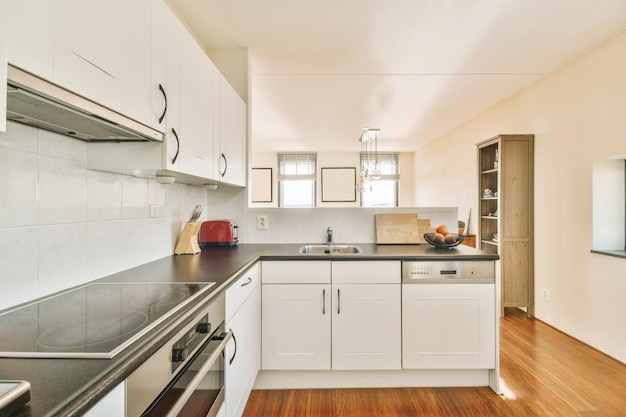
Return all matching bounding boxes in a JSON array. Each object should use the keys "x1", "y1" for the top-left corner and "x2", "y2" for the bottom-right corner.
[{"x1": 6, "y1": 65, "x2": 163, "y2": 142}]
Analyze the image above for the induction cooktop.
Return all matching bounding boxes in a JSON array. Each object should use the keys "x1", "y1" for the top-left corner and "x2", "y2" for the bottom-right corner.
[{"x1": 0, "y1": 282, "x2": 214, "y2": 359}]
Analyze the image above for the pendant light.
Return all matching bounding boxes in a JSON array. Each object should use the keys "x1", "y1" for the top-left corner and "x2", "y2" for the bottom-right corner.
[{"x1": 357, "y1": 128, "x2": 381, "y2": 192}]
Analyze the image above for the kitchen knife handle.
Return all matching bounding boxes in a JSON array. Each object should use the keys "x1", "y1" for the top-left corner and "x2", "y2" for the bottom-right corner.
[{"x1": 158, "y1": 84, "x2": 167, "y2": 124}]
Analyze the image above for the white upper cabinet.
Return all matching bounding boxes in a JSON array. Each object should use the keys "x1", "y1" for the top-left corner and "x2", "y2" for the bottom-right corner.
[
  {"x1": 7, "y1": 0, "x2": 55, "y2": 81},
  {"x1": 216, "y1": 74, "x2": 246, "y2": 186},
  {"x1": 7, "y1": 0, "x2": 244, "y2": 186},
  {"x1": 53, "y1": 0, "x2": 159, "y2": 130},
  {"x1": 0, "y1": 0, "x2": 8, "y2": 132},
  {"x1": 160, "y1": 6, "x2": 217, "y2": 179},
  {"x1": 176, "y1": 21, "x2": 218, "y2": 179}
]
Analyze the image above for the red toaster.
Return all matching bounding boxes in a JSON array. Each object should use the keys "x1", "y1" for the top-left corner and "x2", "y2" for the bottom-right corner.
[{"x1": 199, "y1": 220, "x2": 238, "y2": 247}]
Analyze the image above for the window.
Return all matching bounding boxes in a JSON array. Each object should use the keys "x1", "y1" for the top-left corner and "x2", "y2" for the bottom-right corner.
[
  {"x1": 360, "y1": 153, "x2": 400, "y2": 207},
  {"x1": 592, "y1": 156, "x2": 626, "y2": 258},
  {"x1": 277, "y1": 153, "x2": 317, "y2": 207}
]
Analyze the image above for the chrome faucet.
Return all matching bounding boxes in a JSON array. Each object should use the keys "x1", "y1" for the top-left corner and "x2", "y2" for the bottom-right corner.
[{"x1": 326, "y1": 227, "x2": 333, "y2": 246}]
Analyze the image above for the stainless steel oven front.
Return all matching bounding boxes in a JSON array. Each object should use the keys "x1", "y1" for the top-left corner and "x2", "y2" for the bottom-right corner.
[{"x1": 127, "y1": 293, "x2": 231, "y2": 417}]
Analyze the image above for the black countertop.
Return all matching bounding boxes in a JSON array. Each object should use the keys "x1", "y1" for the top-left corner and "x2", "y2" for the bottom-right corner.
[{"x1": 0, "y1": 243, "x2": 497, "y2": 417}]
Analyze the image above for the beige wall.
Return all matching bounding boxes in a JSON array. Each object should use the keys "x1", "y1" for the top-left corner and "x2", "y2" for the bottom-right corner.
[{"x1": 414, "y1": 30, "x2": 626, "y2": 362}]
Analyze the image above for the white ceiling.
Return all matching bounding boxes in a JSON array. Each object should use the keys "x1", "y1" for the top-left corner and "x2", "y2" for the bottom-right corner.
[{"x1": 168, "y1": 0, "x2": 626, "y2": 153}]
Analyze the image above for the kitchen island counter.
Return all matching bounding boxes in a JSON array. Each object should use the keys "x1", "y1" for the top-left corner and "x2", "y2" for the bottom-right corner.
[{"x1": 0, "y1": 243, "x2": 496, "y2": 417}]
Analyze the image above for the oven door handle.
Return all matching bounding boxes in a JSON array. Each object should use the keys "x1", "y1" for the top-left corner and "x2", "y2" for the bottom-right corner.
[{"x1": 165, "y1": 331, "x2": 232, "y2": 417}]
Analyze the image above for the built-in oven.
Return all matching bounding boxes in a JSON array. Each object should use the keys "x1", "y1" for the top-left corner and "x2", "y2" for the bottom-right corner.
[{"x1": 127, "y1": 293, "x2": 231, "y2": 417}]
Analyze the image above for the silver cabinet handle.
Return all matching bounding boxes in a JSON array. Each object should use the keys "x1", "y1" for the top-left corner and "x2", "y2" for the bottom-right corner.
[
  {"x1": 337, "y1": 288, "x2": 341, "y2": 315},
  {"x1": 241, "y1": 277, "x2": 252, "y2": 287},
  {"x1": 322, "y1": 289, "x2": 326, "y2": 315}
]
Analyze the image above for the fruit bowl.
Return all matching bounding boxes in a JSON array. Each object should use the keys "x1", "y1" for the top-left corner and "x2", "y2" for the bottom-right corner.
[{"x1": 423, "y1": 233, "x2": 464, "y2": 248}]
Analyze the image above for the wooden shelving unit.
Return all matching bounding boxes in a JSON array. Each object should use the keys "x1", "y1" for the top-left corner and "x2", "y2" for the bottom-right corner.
[{"x1": 477, "y1": 135, "x2": 534, "y2": 317}]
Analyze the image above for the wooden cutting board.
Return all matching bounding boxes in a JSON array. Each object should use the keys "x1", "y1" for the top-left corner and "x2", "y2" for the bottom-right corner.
[{"x1": 375, "y1": 214, "x2": 435, "y2": 244}]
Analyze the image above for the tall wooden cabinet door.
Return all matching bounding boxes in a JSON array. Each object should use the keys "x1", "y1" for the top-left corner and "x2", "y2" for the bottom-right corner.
[
  {"x1": 402, "y1": 284, "x2": 495, "y2": 369},
  {"x1": 262, "y1": 284, "x2": 331, "y2": 370},
  {"x1": 500, "y1": 138, "x2": 532, "y2": 240},
  {"x1": 501, "y1": 241, "x2": 531, "y2": 305},
  {"x1": 332, "y1": 284, "x2": 401, "y2": 370}
]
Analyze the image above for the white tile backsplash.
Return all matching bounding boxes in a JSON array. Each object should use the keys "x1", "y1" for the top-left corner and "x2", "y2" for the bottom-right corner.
[
  {"x1": 86, "y1": 170, "x2": 122, "y2": 221},
  {"x1": 0, "y1": 121, "x2": 209, "y2": 311},
  {"x1": 38, "y1": 154, "x2": 86, "y2": 225},
  {"x1": 38, "y1": 128, "x2": 86, "y2": 161},
  {"x1": 0, "y1": 120, "x2": 38, "y2": 152},
  {"x1": 38, "y1": 223, "x2": 87, "y2": 297},
  {"x1": 0, "y1": 148, "x2": 38, "y2": 228},
  {"x1": 0, "y1": 227, "x2": 38, "y2": 308},
  {"x1": 121, "y1": 175, "x2": 149, "y2": 219}
]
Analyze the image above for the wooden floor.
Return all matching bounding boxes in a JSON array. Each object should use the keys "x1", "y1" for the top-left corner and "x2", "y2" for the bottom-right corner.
[{"x1": 242, "y1": 308, "x2": 626, "y2": 417}]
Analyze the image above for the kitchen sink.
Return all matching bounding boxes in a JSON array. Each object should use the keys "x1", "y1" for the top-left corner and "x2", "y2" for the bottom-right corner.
[{"x1": 298, "y1": 245, "x2": 363, "y2": 254}]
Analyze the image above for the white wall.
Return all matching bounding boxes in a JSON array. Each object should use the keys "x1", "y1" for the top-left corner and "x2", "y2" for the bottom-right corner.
[{"x1": 414, "y1": 30, "x2": 626, "y2": 362}]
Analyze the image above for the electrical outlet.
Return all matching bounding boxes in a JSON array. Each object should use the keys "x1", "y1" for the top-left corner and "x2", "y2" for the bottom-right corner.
[
  {"x1": 149, "y1": 204, "x2": 159, "y2": 218},
  {"x1": 542, "y1": 289, "x2": 551, "y2": 302},
  {"x1": 257, "y1": 215, "x2": 268, "y2": 230}
]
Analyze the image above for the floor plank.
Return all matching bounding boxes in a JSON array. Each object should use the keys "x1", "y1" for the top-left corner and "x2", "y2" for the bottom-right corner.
[{"x1": 243, "y1": 308, "x2": 626, "y2": 417}]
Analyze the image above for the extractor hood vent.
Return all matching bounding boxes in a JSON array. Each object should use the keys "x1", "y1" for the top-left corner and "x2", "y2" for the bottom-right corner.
[{"x1": 6, "y1": 65, "x2": 163, "y2": 142}]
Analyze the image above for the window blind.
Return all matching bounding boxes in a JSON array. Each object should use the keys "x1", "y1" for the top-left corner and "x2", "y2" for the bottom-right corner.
[
  {"x1": 360, "y1": 153, "x2": 400, "y2": 180},
  {"x1": 277, "y1": 153, "x2": 317, "y2": 181}
]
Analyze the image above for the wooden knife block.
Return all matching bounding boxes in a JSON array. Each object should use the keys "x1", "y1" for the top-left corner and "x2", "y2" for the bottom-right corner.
[{"x1": 174, "y1": 222, "x2": 201, "y2": 255}]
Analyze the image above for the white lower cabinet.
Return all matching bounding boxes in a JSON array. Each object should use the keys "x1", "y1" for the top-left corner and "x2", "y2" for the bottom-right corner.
[
  {"x1": 84, "y1": 382, "x2": 125, "y2": 417},
  {"x1": 262, "y1": 283, "x2": 331, "y2": 370},
  {"x1": 402, "y1": 283, "x2": 496, "y2": 369},
  {"x1": 331, "y1": 283, "x2": 401, "y2": 370},
  {"x1": 261, "y1": 260, "x2": 401, "y2": 371},
  {"x1": 225, "y1": 263, "x2": 261, "y2": 417}
]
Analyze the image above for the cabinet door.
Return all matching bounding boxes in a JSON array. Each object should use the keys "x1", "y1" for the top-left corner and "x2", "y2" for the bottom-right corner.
[
  {"x1": 217, "y1": 75, "x2": 246, "y2": 186},
  {"x1": 163, "y1": 5, "x2": 182, "y2": 171},
  {"x1": 332, "y1": 284, "x2": 401, "y2": 370},
  {"x1": 54, "y1": 0, "x2": 154, "y2": 128},
  {"x1": 175, "y1": 24, "x2": 218, "y2": 178},
  {"x1": 84, "y1": 382, "x2": 125, "y2": 417},
  {"x1": 7, "y1": 0, "x2": 54, "y2": 81},
  {"x1": 262, "y1": 284, "x2": 331, "y2": 370},
  {"x1": 226, "y1": 285, "x2": 260, "y2": 417},
  {"x1": 0, "y1": 0, "x2": 8, "y2": 132},
  {"x1": 402, "y1": 284, "x2": 496, "y2": 369}
]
